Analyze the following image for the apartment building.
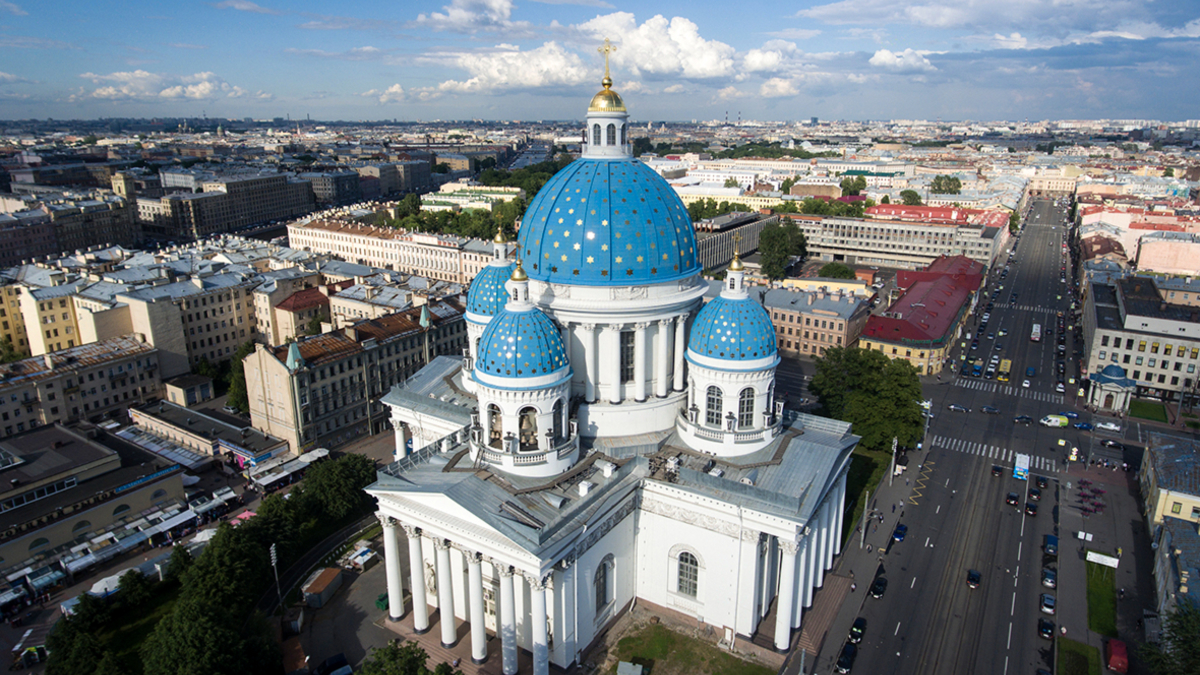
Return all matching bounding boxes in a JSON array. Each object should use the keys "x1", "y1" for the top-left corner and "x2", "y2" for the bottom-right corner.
[
  {"x1": 328, "y1": 284, "x2": 413, "y2": 326},
  {"x1": 129, "y1": 400, "x2": 289, "y2": 466},
  {"x1": 288, "y1": 219, "x2": 505, "y2": 284},
  {"x1": 0, "y1": 213, "x2": 57, "y2": 269},
  {"x1": 46, "y1": 196, "x2": 141, "y2": 252},
  {"x1": 249, "y1": 267, "x2": 323, "y2": 346},
  {"x1": 20, "y1": 281, "x2": 84, "y2": 355},
  {"x1": 138, "y1": 172, "x2": 315, "y2": 241},
  {"x1": 1081, "y1": 276, "x2": 1200, "y2": 407},
  {"x1": 0, "y1": 285, "x2": 27, "y2": 355},
  {"x1": 0, "y1": 334, "x2": 161, "y2": 438},
  {"x1": 419, "y1": 182, "x2": 523, "y2": 213},
  {"x1": 694, "y1": 212, "x2": 777, "y2": 271},
  {"x1": 300, "y1": 171, "x2": 362, "y2": 206},
  {"x1": 859, "y1": 267, "x2": 978, "y2": 375},
  {"x1": 762, "y1": 287, "x2": 872, "y2": 357},
  {"x1": 779, "y1": 211, "x2": 1002, "y2": 270},
  {"x1": 1141, "y1": 432, "x2": 1200, "y2": 617},
  {"x1": 242, "y1": 299, "x2": 468, "y2": 453}
]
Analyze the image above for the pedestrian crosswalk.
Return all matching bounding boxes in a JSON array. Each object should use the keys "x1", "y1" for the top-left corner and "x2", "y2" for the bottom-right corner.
[
  {"x1": 989, "y1": 303, "x2": 1057, "y2": 316},
  {"x1": 953, "y1": 378, "x2": 1065, "y2": 404},
  {"x1": 928, "y1": 434, "x2": 1059, "y2": 473}
]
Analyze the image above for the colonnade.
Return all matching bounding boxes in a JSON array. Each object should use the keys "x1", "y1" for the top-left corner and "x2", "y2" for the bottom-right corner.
[
  {"x1": 379, "y1": 515, "x2": 557, "y2": 675},
  {"x1": 773, "y1": 472, "x2": 847, "y2": 651},
  {"x1": 564, "y1": 313, "x2": 688, "y2": 404}
]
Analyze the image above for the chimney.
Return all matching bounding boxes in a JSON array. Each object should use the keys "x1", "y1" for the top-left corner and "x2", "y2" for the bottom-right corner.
[
  {"x1": 578, "y1": 481, "x2": 594, "y2": 497},
  {"x1": 807, "y1": 294, "x2": 815, "y2": 306}
]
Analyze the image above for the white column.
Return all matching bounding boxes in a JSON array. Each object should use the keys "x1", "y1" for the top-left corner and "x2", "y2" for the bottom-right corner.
[
  {"x1": 814, "y1": 502, "x2": 829, "y2": 588},
  {"x1": 803, "y1": 526, "x2": 818, "y2": 607},
  {"x1": 380, "y1": 515, "x2": 404, "y2": 621},
  {"x1": 394, "y1": 422, "x2": 409, "y2": 460},
  {"x1": 774, "y1": 540, "x2": 799, "y2": 651},
  {"x1": 582, "y1": 324, "x2": 597, "y2": 402},
  {"x1": 825, "y1": 495, "x2": 837, "y2": 571},
  {"x1": 673, "y1": 315, "x2": 686, "y2": 391},
  {"x1": 531, "y1": 574, "x2": 550, "y2": 675},
  {"x1": 655, "y1": 319, "x2": 670, "y2": 398},
  {"x1": 608, "y1": 325, "x2": 623, "y2": 404},
  {"x1": 434, "y1": 539, "x2": 457, "y2": 647},
  {"x1": 559, "y1": 560, "x2": 577, "y2": 666},
  {"x1": 403, "y1": 525, "x2": 430, "y2": 633},
  {"x1": 792, "y1": 535, "x2": 808, "y2": 624},
  {"x1": 634, "y1": 322, "x2": 648, "y2": 402},
  {"x1": 833, "y1": 476, "x2": 847, "y2": 557},
  {"x1": 467, "y1": 553, "x2": 487, "y2": 664},
  {"x1": 499, "y1": 566, "x2": 518, "y2": 675}
]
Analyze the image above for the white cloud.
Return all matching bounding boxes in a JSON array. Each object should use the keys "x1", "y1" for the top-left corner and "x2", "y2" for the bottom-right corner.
[
  {"x1": 363, "y1": 84, "x2": 408, "y2": 103},
  {"x1": 414, "y1": 0, "x2": 532, "y2": 35},
  {"x1": 716, "y1": 86, "x2": 741, "y2": 101},
  {"x1": 869, "y1": 48, "x2": 936, "y2": 72},
  {"x1": 286, "y1": 46, "x2": 383, "y2": 61},
  {"x1": 435, "y1": 41, "x2": 590, "y2": 93},
  {"x1": 576, "y1": 12, "x2": 737, "y2": 79},
  {"x1": 759, "y1": 77, "x2": 799, "y2": 97},
  {"x1": 663, "y1": 84, "x2": 685, "y2": 94},
  {"x1": 529, "y1": 0, "x2": 613, "y2": 6},
  {"x1": 78, "y1": 70, "x2": 253, "y2": 101},
  {"x1": 742, "y1": 40, "x2": 799, "y2": 73},
  {"x1": 0, "y1": 1, "x2": 27, "y2": 16},
  {"x1": 213, "y1": 0, "x2": 279, "y2": 14},
  {"x1": 764, "y1": 28, "x2": 821, "y2": 40},
  {"x1": 0, "y1": 71, "x2": 32, "y2": 84}
]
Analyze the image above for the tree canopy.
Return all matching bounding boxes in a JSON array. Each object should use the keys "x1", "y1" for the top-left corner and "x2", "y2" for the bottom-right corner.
[
  {"x1": 758, "y1": 221, "x2": 807, "y2": 280},
  {"x1": 809, "y1": 347, "x2": 924, "y2": 451},
  {"x1": 225, "y1": 341, "x2": 257, "y2": 412},
  {"x1": 899, "y1": 190, "x2": 922, "y2": 206},
  {"x1": 1140, "y1": 599, "x2": 1200, "y2": 675},
  {"x1": 687, "y1": 198, "x2": 751, "y2": 222},
  {"x1": 818, "y1": 262, "x2": 856, "y2": 280},
  {"x1": 773, "y1": 197, "x2": 869, "y2": 219},
  {"x1": 723, "y1": 177, "x2": 741, "y2": 188},
  {"x1": 930, "y1": 175, "x2": 962, "y2": 194},
  {"x1": 359, "y1": 641, "x2": 463, "y2": 675},
  {"x1": 839, "y1": 175, "x2": 867, "y2": 196}
]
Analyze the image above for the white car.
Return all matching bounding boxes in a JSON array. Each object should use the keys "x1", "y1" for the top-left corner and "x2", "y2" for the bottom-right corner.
[
  {"x1": 1022, "y1": 379, "x2": 1031, "y2": 388},
  {"x1": 1096, "y1": 421, "x2": 1122, "y2": 432}
]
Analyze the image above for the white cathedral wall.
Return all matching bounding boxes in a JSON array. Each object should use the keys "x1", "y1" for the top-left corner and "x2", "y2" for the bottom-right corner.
[{"x1": 570, "y1": 503, "x2": 638, "y2": 660}]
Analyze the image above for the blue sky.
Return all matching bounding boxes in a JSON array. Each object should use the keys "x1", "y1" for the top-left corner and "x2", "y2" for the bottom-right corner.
[{"x1": 1, "y1": 0, "x2": 1198, "y2": 122}]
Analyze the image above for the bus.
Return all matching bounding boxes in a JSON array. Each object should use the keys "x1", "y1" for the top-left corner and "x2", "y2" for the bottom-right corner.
[
  {"x1": 997, "y1": 359, "x2": 1012, "y2": 382},
  {"x1": 1014, "y1": 453, "x2": 1030, "y2": 480},
  {"x1": 1030, "y1": 323, "x2": 1042, "y2": 342}
]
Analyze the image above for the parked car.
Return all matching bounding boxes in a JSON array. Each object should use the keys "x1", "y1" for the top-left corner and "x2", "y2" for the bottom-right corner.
[
  {"x1": 836, "y1": 642, "x2": 857, "y2": 674},
  {"x1": 1006, "y1": 492, "x2": 1019, "y2": 506},
  {"x1": 991, "y1": 465, "x2": 1004, "y2": 477},
  {"x1": 870, "y1": 577, "x2": 887, "y2": 598},
  {"x1": 1057, "y1": 411, "x2": 1080, "y2": 419},
  {"x1": 892, "y1": 524, "x2": 908, "y2": 542},
  {"x1": 966, "y1": 569, "x2": 981, "y2": 589},
  {"x1": 1038, "y1": 618, "x2": 1056, "y2": 640},
  {"x1": 981, "y1": 406, "x2": 1000, "y2": 415},
  {"x1": 1042, "y1": 568, "x2": 1057, "y2": 589},
  {"x1": 1029, "y1": 487, "x2": 1041, "y2": 501},
  {"x1": 1026, "y1": 503, "x2": 1038, "y2": 517},
  {"x1": 1096, "y1": 421, "x2": 1121, "y2": 432},
  {"x1": 1073, "y1": 422, "x2": 1093, "y2": 430},
  {"x1": 1036, "y1": 476, "x2": 1048, "y2": 489},
  {"x1": 1040, "y1": 593, "x2": 1057, "y2": 615},
  {"x1": 848, "y1": 617, "x2": 866, "y2": 644},
  {"x1": 222, "y1": 405, "x2": 240, "y2": 415},
  {"x1": 947, "y1": 404, "x2": 970, "y2": 413},
  {"x1": 1014, "y1": 415, "x2": 1033, "y2": 425}
]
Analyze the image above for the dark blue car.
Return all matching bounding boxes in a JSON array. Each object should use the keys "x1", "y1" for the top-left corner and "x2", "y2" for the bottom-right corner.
[{"x1": 892, "y1": 524, "x2": 908, "y2": 542}]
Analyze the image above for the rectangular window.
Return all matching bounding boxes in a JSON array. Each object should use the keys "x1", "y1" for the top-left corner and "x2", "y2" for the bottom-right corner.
[
  {"x1": 1126, "y1": 338, "x2": 1134, "y2": 350},
  {"x1": 1133, "y1": 370, "x2": 1141, "y2": 380},
  {"x1": 1152, "y1": 342, "x2": 1160, "y2": 354},
  {"x1": 620, "y1": 331, "x2": 636, "y2": 382},
  {"x1": 1101, "y1": 335, "x2": 1109, "y2": 347},
  {"x1": 1138, "y1": 341, "x2": 1147, "y2": 352},
  {"x1": 1172, "y1": 502, "x2": 1183, "y2": 514},
  {"x1": 1098, "y1": 351, "x2": 1106, "y2": 360},
  {"x1": 1136, "y1": 357, "x2": 1144, "y2": 366},
  {"x1": 1149, "y1": 359, "x2": 1157, "y2": 368}
]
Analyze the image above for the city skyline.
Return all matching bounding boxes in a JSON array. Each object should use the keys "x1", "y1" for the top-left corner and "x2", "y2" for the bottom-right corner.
[{"x1": 1, "y1": 0, "x2": 1198, "y2": 123}]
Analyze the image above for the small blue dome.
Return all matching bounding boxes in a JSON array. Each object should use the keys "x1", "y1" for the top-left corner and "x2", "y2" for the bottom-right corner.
[
  {"x1": 466, "y1": 262, "x2": 515, "y2": 320},
  {"x1": 518, "y1": 158, "x2": 701, "y2": 286},
  {"x1": 1100, "y1": 364, "x2": 1126, "y2": 378},
  {"x1": 687, "y1": 295, "x2": 778, "y2": 361},
  {"x1": 475, "y1": 307, "x2": 569, "y2": 379}
]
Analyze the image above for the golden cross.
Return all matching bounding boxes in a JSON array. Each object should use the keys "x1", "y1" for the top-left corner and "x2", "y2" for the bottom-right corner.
[{"x1": 599, "y1": 38, "x2": 616, "y2": 80}]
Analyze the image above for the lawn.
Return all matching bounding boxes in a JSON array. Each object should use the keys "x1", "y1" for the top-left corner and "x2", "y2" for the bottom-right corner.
[
  {"x1": 841, "y1": 448, "x2": 890, "y2": 546},
  {"x1": 1086, "y1": 560, "x2": 1118, "y2": 637},
  {"x1": 95, "y1": 582, "x2": 183, "y2": 674},
  {"x1": 1128, "y1": 399, "x2": 1168, "y2": 423},
  {"x1": 611, "y1": 623, "x2": 775, "y2": 675},
  {"x1": 1057, "y1": 637, "x2": 1101, "y2": 675}
]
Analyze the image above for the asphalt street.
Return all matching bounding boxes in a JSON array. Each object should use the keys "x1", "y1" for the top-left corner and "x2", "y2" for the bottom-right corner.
[{"x1": 815, "y1": 199, "x2": 1149, "y2": 675}]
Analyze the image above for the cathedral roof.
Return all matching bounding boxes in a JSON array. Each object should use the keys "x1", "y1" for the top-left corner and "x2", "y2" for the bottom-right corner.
[
  {"x1": 466, "y1": 260, "x2": 515, "y2": 321},
  {"x1": 517, "y1": 158, "x2": 700, "y2": 286},
  {"x1": 687, "y1": 294, "x2": 778, "y2": 362},
  {"x1": 474, "y1": 305, "x2": 568, "y2": 380}
]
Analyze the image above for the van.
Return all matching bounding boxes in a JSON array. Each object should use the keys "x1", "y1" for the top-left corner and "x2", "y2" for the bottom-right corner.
[
  {"x1": 1044, "y1": 535, "x2": 1058, "y2": 557},
  {"x1": 1105, "y1": 639, "x2": 1128, "y2": 673},
  {"x1": 1040, "y1": 415, "x2": 1069, "y2": 428}
]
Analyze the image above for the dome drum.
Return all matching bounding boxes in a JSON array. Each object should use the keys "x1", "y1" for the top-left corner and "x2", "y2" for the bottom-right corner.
[
  {"x1": 467, "y1": 381, "x2": 579, "y2": 478},
  {"x1": 676, "y1": 366, "x2": 783, "y2": 457}
]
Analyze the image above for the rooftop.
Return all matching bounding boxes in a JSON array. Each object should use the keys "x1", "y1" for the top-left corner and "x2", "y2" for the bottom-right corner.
[{"x1": 0, "y1": 335, "x2": 156, "y2": 389}]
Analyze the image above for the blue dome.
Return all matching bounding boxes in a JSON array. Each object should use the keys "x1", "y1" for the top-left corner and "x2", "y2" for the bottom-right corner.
[
  {"x1": 1100, "y1": 364, "x2": 1126, "y2": 378},
  {"x1": 475, "y1": 307, "x2": 569, "y2": 379},
  {"x1": 518, "y1": 158, "x2": 701, "y2": 286},
  {"x1": 687, "y1": 296, "x2": 778, "y2": 361},
  {"x1": 466, "y1": 262, "x2": 515, "y2": 321}
]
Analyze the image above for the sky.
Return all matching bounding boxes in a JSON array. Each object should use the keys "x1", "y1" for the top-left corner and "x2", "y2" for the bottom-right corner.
[{"x1": 1, "y1": 0, "x2": 1199, "y2": 123}]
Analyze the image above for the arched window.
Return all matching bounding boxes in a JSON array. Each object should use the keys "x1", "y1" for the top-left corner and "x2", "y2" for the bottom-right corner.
[
  {"x1": 620, "y1": 124, "x2": 626, "y2": 146},
  {"x1": 677, "y1": 551, "x2": 698, "y2": 597},
  {"x1": 151, "y1": 489, "x2": 168, "y2": 502},
  {"x1": 552, "y1": 399, "x2": 564, "y2": 443},
  {"x1": 595, "y1": 554, "x2": 614, "y2": 614},
  {"x1": 705, "y1": 386, "x2": 723, "y2": 426},
  {"x1": 738, "y1": 388, "x2": 755, "y2": 429},
  {"x1": 29, "y1": 538, "x2": 49, "y2": 552},
  {"x1": 518, "y1": 406, "x2": 539, "y2": 451},
  {"x1": 488, "y1": 403, "x2": 503, "y2": 448},
  {"x1": 592, "y1": 124, "x2": 601, "y2": 146},
  {"x1": 72, "y1": 520, "x2": 92, "y2": 533},
  {"x1": 112, "y1": 504, "x2": 130, "y2": 518},
  {"x1": 606, "y1": 123, "x2": 616, "y2": 146}
]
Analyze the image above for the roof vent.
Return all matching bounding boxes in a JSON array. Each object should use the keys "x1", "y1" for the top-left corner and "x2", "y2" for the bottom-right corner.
[
  {"x1": 578, "y1": 481, "x2": 594, "y2": 497},
  {"x1": 708, "y1": 467, "x2": 725, "y2": 478},
  {"x1": 596, "y1": 459, "x2": 616, "y2": 478}
]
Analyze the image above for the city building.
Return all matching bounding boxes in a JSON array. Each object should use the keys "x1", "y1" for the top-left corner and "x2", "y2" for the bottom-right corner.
[
  {"x1": 693, "y1": 212, "x2": 778, "y2": 271},
  {"x1": 300, "y1": 171, "x2": 363, "y2": 206},
  {"x1": 420, "y1": 182, "x2": 523, "y2": 213},
  {"x1": 366, "y1": 70, "x2": 852, "y2": 675},
  {"x1": 129, "y1": 400, "x2": 289, "y2": 469},
  {"x1": 1081, "y1": 276, "x2": 1200, "y2": 409},
  {"x1": 763, "y1": 287, "x2": 872, "y2": 357},
  {"x1": 0, "y1": 422, "x2": 186, "y2": 583},
  {"x1": 137, "y1": 172, "x2": 315, "y2": 241},
  {"x1": 0, "y1": 335, "x2": 161, "y2": 438},
  {"x1": 1142, "y1": 432, "x2": 1200, "y2": 617},
  {"x1": 242, "y1": 299, "x2": 468, "y2": 453}
]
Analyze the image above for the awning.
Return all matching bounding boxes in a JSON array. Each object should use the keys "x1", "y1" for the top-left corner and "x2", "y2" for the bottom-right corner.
[
  {"x1": 65, "y1": 553, "x2": 99, "y2": 574},
  {"x1": 0, "y1": 586, "x2": 26, "y2": 607},
  {"x1": 28, "y1": 570, "x2": 65, "y2": 591}
]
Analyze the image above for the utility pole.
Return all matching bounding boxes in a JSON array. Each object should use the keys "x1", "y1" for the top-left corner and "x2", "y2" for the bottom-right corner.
[
  {"x1": 860, "y1": 492, "x2": 869, "y2": 549},
  {"x1": 270, "y1": 543, "x2": 283, "y2": 611},
  {"x1": 888, "y1": 436, "x2": 898, "y2": 486}
]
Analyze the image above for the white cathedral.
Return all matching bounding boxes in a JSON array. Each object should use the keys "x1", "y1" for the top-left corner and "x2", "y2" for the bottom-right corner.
[{"x1": 366, "y1": 60, "x2": 857, "y2": 675}]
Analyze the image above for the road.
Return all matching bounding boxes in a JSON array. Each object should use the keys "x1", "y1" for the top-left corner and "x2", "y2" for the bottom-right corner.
[{"x1": 838, "y1": 199, "x2": 1140, "y2": 675}]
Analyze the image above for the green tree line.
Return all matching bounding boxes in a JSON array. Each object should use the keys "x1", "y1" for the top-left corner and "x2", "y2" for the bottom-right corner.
[{"x1": 809, "y1": 347, "x2": 924, "y2": 452}]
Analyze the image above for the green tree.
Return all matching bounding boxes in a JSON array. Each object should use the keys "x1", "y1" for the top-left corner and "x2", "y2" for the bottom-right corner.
[
  {"x1": 1140, "y1": 599, "x2": 1200, "y2": 675},
  {"x1": 0, "y1": 337, "x2": 23, "y2": 364},
  {"x1": 433, "y1": 163, "x2": 451, "y2": 174},
  {"x1": 758, "y1": 221, "x2": 806, "y2": 280},
  {"x1": 306, "y1": 312, "x2": 329, "y2": 336},
  {"x1": 225, "y1": 341, "x2": 256, "y2": 412},
  {"x1": 359, "y1": 641, "x2": 463, "y2": 675},
  {"x1": 300, "y1": 454, "x2": 378, "y2": 521},
  {"x1": 1009, "y1": 210, "x2": 1020, "y2": 233},
  {"x1": 45, "y1": 620, "x2": 103, "y2": 675},
  {"x1": 780, "y1": 174, "x2": 799, "y2": 194},
  {"x1": 68, "y1": 592, "x2": 111, "y2": 634},
  {"x1": 81, "y1": 134, "x2": 99, "y2": 145},
  {"x1": 818, "y1": 262, "x2": 856, "y2": 279},
  {"x1": 839, "y1": 175, "x2": 867, "y2": 196},
  {"x1": 809, "y1": 347, "x2": 923, "y2": 451},
  {"x1": 930, "y1": 175, "x2": 962, "y2": 194},
  {"x1": 195, "y1": 357, "x2": 218, "y2": 381},
  {"x1": 141, "y1": 597, "x2": 252, "y2": 675},
  {"x1": 899, "y1": 190, "x2": 922, "y2": 206},
  {"x1": 117, "y1": 569, "x2": 152, "y2": 609},
  {"x1": 881, "y1": 194, "x2": 890, "y2": 204},
  {"x1": 395, "y1": 193, "x2": 422, "y2": 218},
  {"x1": 1164, "y1": 167, "x2": 1175, "y2": 177},
  {"x1": 166, "y1": 544, "x2": 194, "y2": 583}
]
